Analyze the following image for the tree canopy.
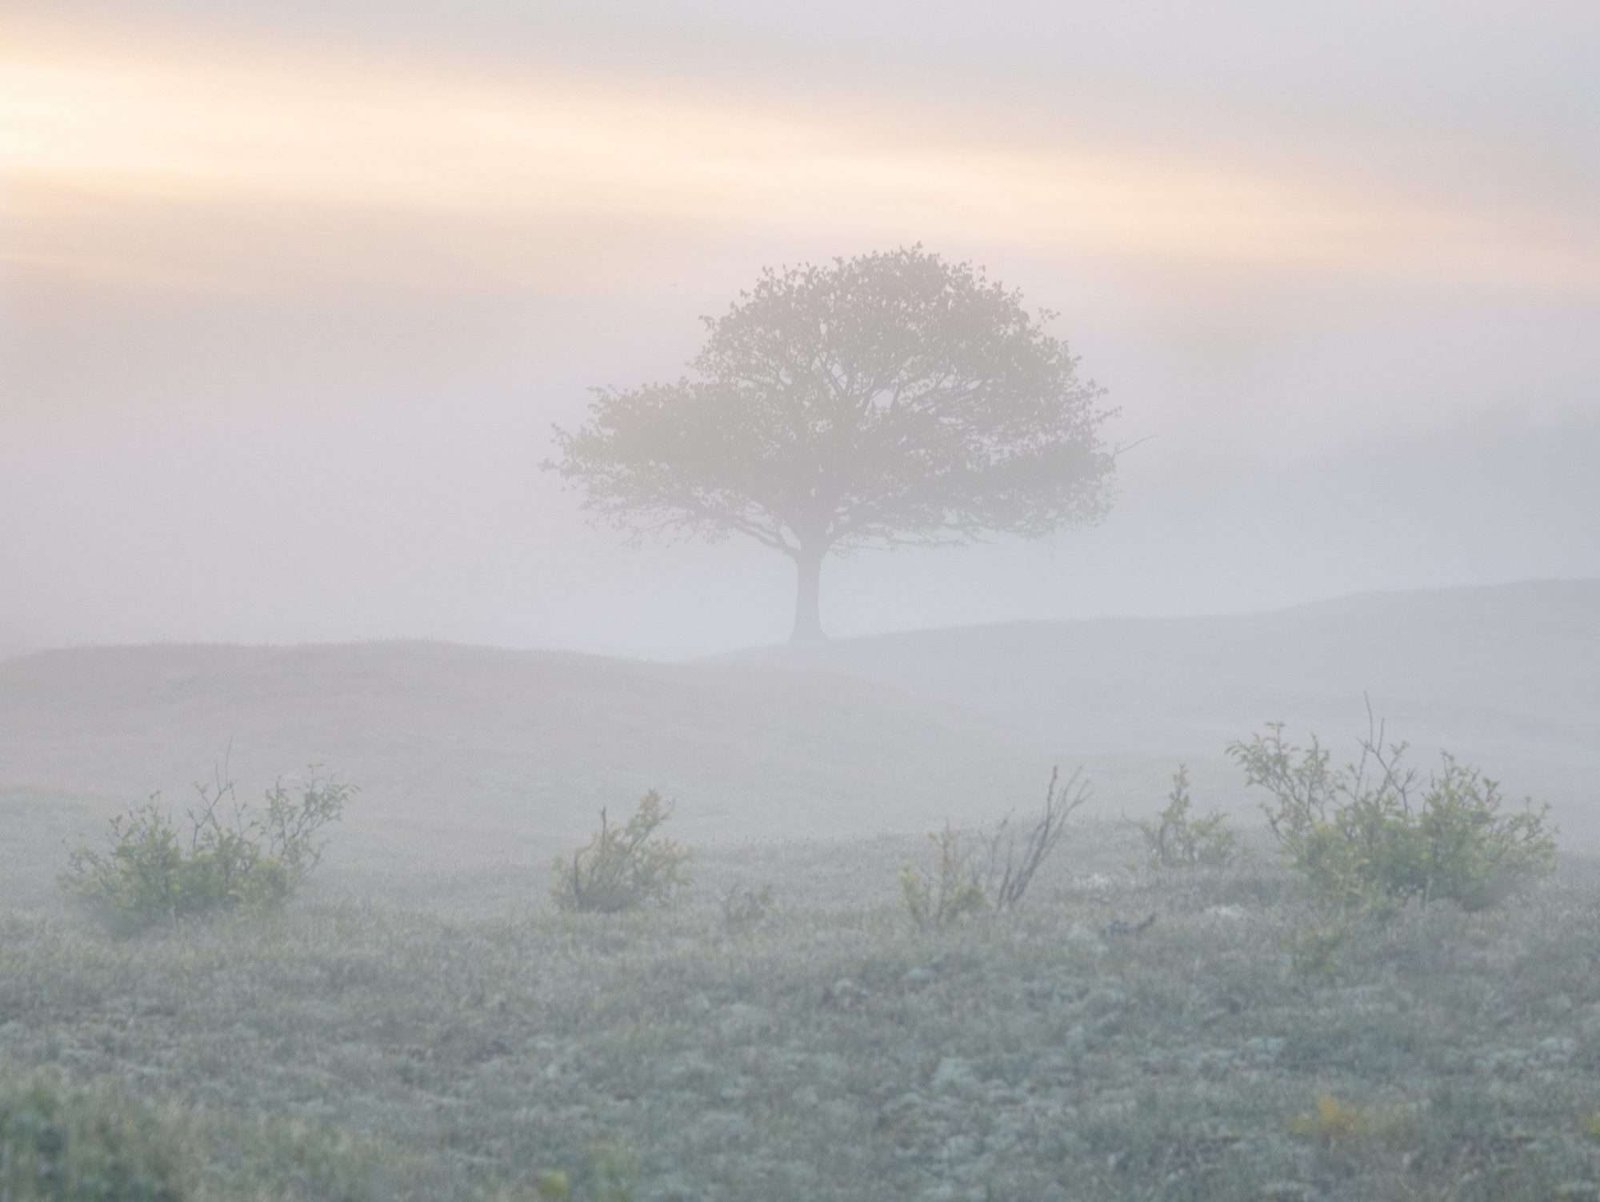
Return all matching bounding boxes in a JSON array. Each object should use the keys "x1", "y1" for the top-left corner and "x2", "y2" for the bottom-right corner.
[{"x1": 548, "y1": 246, "x2": 1117, "y2": 642}]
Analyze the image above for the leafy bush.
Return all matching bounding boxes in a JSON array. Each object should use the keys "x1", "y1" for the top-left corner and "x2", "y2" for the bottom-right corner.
[
  {"x1": 0, "y1": 1074, "x2": 186, "y2": 1201},
  {"x1": 1283, "y1": 915, "x2": 1358, "y2": 982},
  {"x1": 1229, "y1": 714, "x2": 1555, "y2": 915},
  {"x1": 61, "y1": 767, "x2": 353, "y2": 935},
  {"x1": 551, "y1": 792, "x2": 691, "y2": 913},
  {"x1": 1138, "y1": 765, "x2": 1237, "y2": 869},
  {"x1": 899, "y1": 824, "x2": 990, "y2": 931},
  {"x1": 527, "y1": 1141, "x2": 639, "y2": 1202},
  {"x1": 1288, "y1": 1092, "x2": 1414, "y2": 1148},
  {"x1": 0, "y1": 1073, "x2": 434, "y2": 1202},
  {"x1": 901, "y1": 766, "x2": 1089, "y2": 930},
  {"x1": 719, "y1": 881, "x2": 776, "y2": 933}
]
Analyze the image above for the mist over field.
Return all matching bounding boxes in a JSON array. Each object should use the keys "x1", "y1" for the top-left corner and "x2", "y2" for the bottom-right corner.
[
  {"x1": 2, "y1": 3, "x2": 1598, "y2": 1199},
  {"x1": 5, "y1": 2, "x2": 1599, "y2": 658}
]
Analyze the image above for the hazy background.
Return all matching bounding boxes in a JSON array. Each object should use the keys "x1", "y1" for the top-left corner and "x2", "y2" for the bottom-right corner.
[{"x1": 4, "y1": 1, "x2": 1597, "y2": 658}]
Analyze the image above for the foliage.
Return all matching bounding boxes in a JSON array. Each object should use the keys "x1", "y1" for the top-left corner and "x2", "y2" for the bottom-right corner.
[
  {"x1": 1288, "y1": 1093, "x2": 1413, "y2": 1148},
  {"x1": 901, "y1": 766, "x2": 1089, "y2": 929},
  {"x1": 534, "y1": 1169, "x2": 571, "y2": 1200},
  {"x1": 719, "y1": 881, "x2": 776, "y2": 933},
  {"x1": 521, "y1": 1139, "x2": 633, "y2": 1197},
  {"x1": 547, "y1": 246, "x2": 1116, "y2": 640},
  {"x1": 0, "y1": 1074, "x2": 185, "y2": 1201},
  {"x1": 1229, "y1": 713, "x2": 1555, "y2": 915},
  {"x1": 579, "y1": 1141, "x2": 638, "y2": 1202},
  {"x1": 529, "y1": 1142, "x2": 637, "y2": 1202},
  {"x1": 60, "y1": 767, "x2": 353, "y2": 936},
  {"x1": 551, "y1": 792, "x2": 691, "y2": 913},
  {"x1": 899, "y1": 825, "x2": 990, "y2": 931},
  {"x1": 1283, "y1": 915, "x2": 1357, "y2": 982},
  {"x1": 1137, "y1": 765, "x2": 1238, "y2": 869},
  {"x1": 983, "y1": 765, "x2": 1091, "y2": 910},
  {"x1": 0, "y1": 1071, "x2": 431, "y2": 1202},
  {"x1": 5, "y1": 820, "x2": 1600, "y2": 1201}
]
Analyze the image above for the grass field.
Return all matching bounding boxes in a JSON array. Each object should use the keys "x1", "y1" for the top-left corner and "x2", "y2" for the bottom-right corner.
[
  {"x1": 3, "y1": 584, "x2": 1596, "y2": 1198},
  {"x1": 5, "y1": 812, "x2": 1600, "y2": 1201}
]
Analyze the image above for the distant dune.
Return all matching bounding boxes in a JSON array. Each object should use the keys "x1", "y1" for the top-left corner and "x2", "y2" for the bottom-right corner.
[{"x1": 2, "y1": 580, "x2": 1595, "y2": 874}]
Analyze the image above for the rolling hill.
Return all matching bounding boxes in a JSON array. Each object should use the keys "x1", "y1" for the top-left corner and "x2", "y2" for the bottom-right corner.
[
  {"x1": 2, "y1": 579, "x2": 1594, "y2": 902},
  {"x1": 725, "y1": 578, "x2": 1600, "y2": 833},
  {"x1": 0, "y1": 641, "x2": 1044, "y2": 873}
]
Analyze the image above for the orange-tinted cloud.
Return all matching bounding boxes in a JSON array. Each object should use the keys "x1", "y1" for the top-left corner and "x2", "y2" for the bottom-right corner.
[{"x1": 4, "y1": 20, "x2": 1595, "y2": 299}]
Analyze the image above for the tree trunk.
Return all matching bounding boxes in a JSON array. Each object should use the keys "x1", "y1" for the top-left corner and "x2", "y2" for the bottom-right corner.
[{"x1": 790, "y1": 547, "x2": 825, "y2": 644}]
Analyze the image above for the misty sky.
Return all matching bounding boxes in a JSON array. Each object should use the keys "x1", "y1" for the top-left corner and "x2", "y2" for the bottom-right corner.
[{"x1": 3, "y1": 1, "x2": 1597, "y2": 656}]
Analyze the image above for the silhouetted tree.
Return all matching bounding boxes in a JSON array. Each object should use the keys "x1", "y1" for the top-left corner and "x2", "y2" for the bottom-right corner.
[{"x1": 548, "y1": 247, "x2": 1116, "y2": 643}]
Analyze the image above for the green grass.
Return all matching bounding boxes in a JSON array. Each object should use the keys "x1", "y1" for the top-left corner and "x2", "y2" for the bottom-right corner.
[{"x1": 5, "y1": 821, "x2": 1600, "y2": 1199}]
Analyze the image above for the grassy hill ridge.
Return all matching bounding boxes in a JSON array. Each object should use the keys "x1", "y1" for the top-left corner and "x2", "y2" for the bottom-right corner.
[
  {"x1": 2, "y1": 579, "x2": 1594, "y2": 898},
  {"x1": 0, "y1": 639, "x2": 1045, "y2": 878},
  {"x1": 724, "y1": 578, "x2": 1600, "y2": 832}
]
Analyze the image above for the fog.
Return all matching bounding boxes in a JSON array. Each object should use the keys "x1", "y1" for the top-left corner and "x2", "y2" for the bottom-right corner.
[
  {"x1": 4, "y1": 2, "x2": 1597, "y2": 658},
  {"x1": 3, "y1": 0, "x2": 1596, "y2": 863},
  {"x1": 5, "y1": 7, "x2": 1600, "y2": 1198}
]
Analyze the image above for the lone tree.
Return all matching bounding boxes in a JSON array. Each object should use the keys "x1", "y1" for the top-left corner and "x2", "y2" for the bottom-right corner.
[{"x1": 548, "y1": 247, "x2": 1116, "y2": 643}]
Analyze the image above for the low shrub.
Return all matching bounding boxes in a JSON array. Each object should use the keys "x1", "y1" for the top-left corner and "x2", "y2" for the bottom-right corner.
[
  {"x1": 551, "y1": 792, "x2": 691, "y2": 913},
  {"x1": 901, "y1": 766, "x2": 1089, "y2": 930},
  {"x1": 719, "y1": 881, "x2": 776, "y2": 933},
  {"x1": 61, "y1": 766, "x2": 353, "y2": 936},
  {"x1": 899, "y1": 825, "x2": 989, "y2": 931},
  {"x1": 528, "y1": 1141, "x2": 638, "y2": 1202},
  {"x1": 1283, "y1": 914, "x2": 1357, "y2": 982},
  {"x1": 1229, "y1": 712, "x2": 1555, "y2": 915},
  {"x1": 0, "y1": 1074, "x2": 186, "y2": 1201},
  {"x1": 1138, "y1": 764, "x2": 1238, "y2": 869},
  {"x1": 1288, "y1": 1092, "x2": 1414, "y2": 1148},
  {"x1": 0, "y1": 1073, "x2": 434, "y2": 1202}
]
